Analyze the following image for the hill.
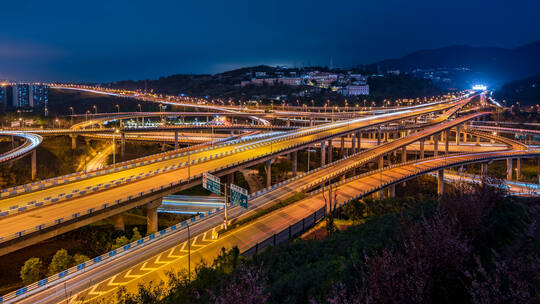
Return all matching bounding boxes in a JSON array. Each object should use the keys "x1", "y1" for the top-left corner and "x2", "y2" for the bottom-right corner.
[
  {"x1": 494, "y1": 74, "x2": 540, "y2": 106},
  {"x1": 369, "y1": 41, "x2": 540, "y2": 89}
]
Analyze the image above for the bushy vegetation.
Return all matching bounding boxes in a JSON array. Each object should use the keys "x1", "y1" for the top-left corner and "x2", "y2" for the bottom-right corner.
[{"x1": 114, "y1": 180, "x2": 538, "y2": 303}]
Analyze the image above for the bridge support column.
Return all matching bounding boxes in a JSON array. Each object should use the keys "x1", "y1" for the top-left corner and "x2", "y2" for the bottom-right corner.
[
  {"x1": 389, "y1": 184, "x2": 395, "y2": 198},
  {"x1": 327, "y1": 140, "x2": 333, "y2": 163},
  {"x1": 433, "y1": 134, "x2": 439, "y2": 157},
  {"x1": 266, "y1": 159, "x2": 272, "y2": 188},
  {"x1": 357, "y1": 132, "x2": 361, "y2": 150},
  {"x1": 420, "y1": 140, "x2": 425, "y2": 159},
  {"x1": 507, "y1": 158, "x2": 513, "y2": 180},
  {"x1": 455, "y1": 126, "x2": 461, "y2": 146},
  {"x1": 31, "y1": 150, "x2": 36, "y2": 181},
  {"x1": 145, "y1": 200, "x2": 161, "y2": 234},
  {"x1": 292, "y1": 151, "x2": 298, "y2": 177},
  {"x1": 437, "y1": 169, "x2": 444, "y2": 196},
  {"x1": 320, "y1": 141, "x2": 326, "y2": 166},
  {"x1": 481, "y1": 163, "x2": 488, "y2": 177},
  {"x1": 120, "y1": 132, "x2": 126, "y2": 158},
  {"x1": 71, "y1": 135, "x2": 77, "y2": 150},
  {"x1": 227, "y1": 173, "x2": 234, "y2": 185},
  {"x1": 350, "y1": 133, "x2": 356, "y2": 154},
  {"x1": 476, "y1": 135, "x2": 480, "y2": 146},
  {"x1": 377, "y1": 127, "x2": 382, "y2": 145},
  {"x1": 537, "y1": 158, "x2": 540, "y2": 184},
  {"x1": 445, "y1": 130, "x2": 450, "y2": 154},
  {"x1": 401, "y1": 146, "x2": 407, "y2": 163},
  {"x1": 340, "y1": 136, "x2": 345, "y2": 156},
  {"x1": 174, "y1": 131, "x2": 179, "y2": 150},
  {"x1": 378, "y1": 155, "x2": 384, "y2": 169},
  {"x1": 463, "y1": 133, "x2": 467, "y2": 143},
  {"x1": 112, "y1": 213, "x2": 125, "y2": 231},
  {"x1": 516, "y1": 158, "x2": 522, "y2": 180}
]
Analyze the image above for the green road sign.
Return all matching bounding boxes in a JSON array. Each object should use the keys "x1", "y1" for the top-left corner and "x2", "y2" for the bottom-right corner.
[
  {"x1": 230, "y1": 184, "x2": 248, "y2": 209},
  {"x1": 202, "y1": 172, "x2": 221, "y2": 195}
]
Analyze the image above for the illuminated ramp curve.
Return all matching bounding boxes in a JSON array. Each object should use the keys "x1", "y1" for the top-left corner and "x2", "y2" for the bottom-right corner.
[{"x1": 0, "y1": 132, "x2": 42, "y2": 163}]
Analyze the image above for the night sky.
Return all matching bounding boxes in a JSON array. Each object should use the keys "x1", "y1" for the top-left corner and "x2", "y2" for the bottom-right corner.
[{"x1": 2, "y1": 0, "x2": 540, "y2": 82}]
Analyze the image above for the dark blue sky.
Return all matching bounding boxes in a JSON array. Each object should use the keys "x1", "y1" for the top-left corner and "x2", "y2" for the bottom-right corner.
[{"x1": 2, "y1": 0, "x2": 539, "y2": 82}]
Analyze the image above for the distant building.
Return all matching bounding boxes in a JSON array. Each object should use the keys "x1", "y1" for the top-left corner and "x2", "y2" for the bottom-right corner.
[
  {"x1": 339, "y1": 85, "x2": 370, "y2": 96},
  {"x1": 11, "y1": 84, "x2": 48, "y2": 109},
  {"x1": 255, "y1": 71, "x2": 267, "y2": 77},
  {"x1": 277, "y1": 77, "x2": 302, "y2": 86},
  {"x1": 13, "y1": 84, "x2": 32, "y2": 108},
  {"x1": 32, "y1": 84, "x2": 49, "y2": 108},
  {"x1": 0, "y1": 86, "x2": 6, "y2": 112},
  {"x1": 241, "y1": 77, "x2": 302, "y2": 87},
  {"x1": 386, "y1": 70, "x2": 400, "y2": 75}
]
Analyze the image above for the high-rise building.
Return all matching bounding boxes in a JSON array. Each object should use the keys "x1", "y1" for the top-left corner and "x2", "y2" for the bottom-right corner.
[
  {"x1": 32, "y1": 84, "x2": 48, "y2": 108},
  {"x1": 11, "y1": 84, "x2": 48, "y2": 109},
  {"x1": 0, "y1": 85, "x2": 6, "y2": 112},
  {"x1": 12, "y1": 84, "x2": 32, "y2": 108}
]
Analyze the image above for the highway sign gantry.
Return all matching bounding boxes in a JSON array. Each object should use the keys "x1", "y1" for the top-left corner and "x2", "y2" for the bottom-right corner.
[
  {"x1": 230, "y1": 184, "x2": 248, "y2": 209},
  {"x1": 202, "y1": 172, "x2": 221, "y2": 195}
]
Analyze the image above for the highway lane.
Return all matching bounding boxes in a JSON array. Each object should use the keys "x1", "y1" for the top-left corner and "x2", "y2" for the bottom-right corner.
[
  {"x1": 0, "y1": 132, "x2": 42, "y2": 163},
  {"x1": 84, "y1": 145, "x2": 113, "y2": 172},
  {"x1": 439, "y1": 171, "x2": 540, "y2": 196},
  {"x1": 0, "y1": 100, "x2": 460, "y2": 242}
]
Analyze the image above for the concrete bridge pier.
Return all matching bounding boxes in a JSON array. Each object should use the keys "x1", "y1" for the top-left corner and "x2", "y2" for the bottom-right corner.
[
  {"x1": 174, "y1": 131, "x2": 179, "y2": 150},
  {"x1": 377, "y1": 127, "x2": 382, "y2": 145},
  {"x1": 481, "y1": 163, "x2": 488, "y2": 177},
  {"x1": 445, "y1": 130, "x2": 450, "y2": 154},
  {"x1": 31, "y1": 150, "x2": 36, "y2": 181},
  {"x1": 320, "y1": 141, "x2": 326, "y2": 166},
  {"x1": 455, "y1": 126, "x2": 461, "y2": 146},
  {"x1": 71, "y1": 135, "x2": 77, "y2": 150},
  {"x1": 507, "y1": 158, "x2": 513, "y2": 180},
  {"x1": 356, "y1": 132, "x2": 361, "y2": 150},
  {"x1": 537, "y1": 158, "x2": 540, "y2": 184},
  {"x1": 350, "y1": 133, "x2": 356, "y2": 154},
  {"x1": 433, "y1": 134, "x2": 439, "y2": 156},
  {"x1": 516, "y1": 158, "x2": 522, "y2": 180},
  {"x1": 120, "y1": 132, "x2": 126, "y2": 158},
  {"x1": 340, "y1": 136, "x2": 345, "y2": 156},
  {"x1": 389, "y1": 184, "x2": 395, "y2": 198},
  {"x1": 227, "y1": 173, "x2": 234, "y2": 185},
  {"x1": 266, "y1": 159, "x2": 272, "y2": 188},
  {"x1": 420, "y1": 140, "x2": 425, "y2": 159},
  {"x1": 327, "y1": 140, "x2": 333, "y2": 163},
  {"x1": 437, "y1": 169, "x2": 444, "y2": 196},
  {"x1": 401, "y1": 146, "x2": 407, "y2": 163},
  {"x1": 112, "y1": 213, "x2": 125, "y2": 231},
  {"x1": 292, "y1": 151, "x2": 298, "y2": 177},
  {"x1": 145, "y1": 200, "x2": 161, "y2": 234}
]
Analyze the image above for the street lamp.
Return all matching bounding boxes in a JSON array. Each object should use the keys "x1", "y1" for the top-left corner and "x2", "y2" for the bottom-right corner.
[
  {"x1": 116, "y1": 104, "x2": 120, "y2": 113},
  {"x1": 93, "y1": 105, "x2": 97, "y2": 114}
]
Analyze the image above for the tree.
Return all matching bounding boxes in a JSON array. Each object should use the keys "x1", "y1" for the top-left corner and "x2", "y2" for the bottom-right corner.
[
  {"x1": 343, "y1": 199, "x2": 365, "y2": 224},
  {"x1": 48, "y1": 249, "x2": 72, "y2": 275},
  {"x1": 73, "y1": 253, "x2": 89, "y2": 266},
  {"x1": 20, "y1": 257, "x2": 42, "y2": 285},
  {"x1": 112, "y1": 235, "x2": 130, "y2": 250},
  {"x1": 130, "y1": 227, "x2": 142, "y2": 242}
]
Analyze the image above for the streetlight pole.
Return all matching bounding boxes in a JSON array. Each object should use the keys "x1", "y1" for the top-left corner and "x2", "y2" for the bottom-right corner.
[
  {"x1": 112, "y1": 129, "x2": 119, "y2": 167},
  {"x1": 186, "y1": 221, "x2": 191, "y2": 282}
]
